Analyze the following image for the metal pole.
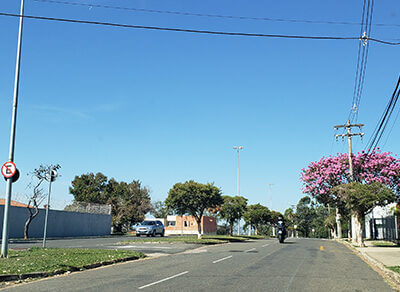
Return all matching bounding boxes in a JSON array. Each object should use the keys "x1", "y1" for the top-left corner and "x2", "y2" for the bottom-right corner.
[
  {"x1": 237, "y1": 149, "x2": 240, "y2": 235},
  {"x1": 42, "y1": 176, "x2": 52, "y2": 248},
  {"x1": 1, "y1": 0, "x2": 25, "y2": 258}
]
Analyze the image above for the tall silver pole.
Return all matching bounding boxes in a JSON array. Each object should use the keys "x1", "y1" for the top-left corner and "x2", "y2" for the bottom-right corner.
[
  {"x1": 42, "y1": 177, "x2": 52, "y2": 248},
  {"x1": 1, "y1": 0, "x2": 25, "y2": 258},
  {"x1": 236, "y1": 149, "x2": 240, "y2": 235}
]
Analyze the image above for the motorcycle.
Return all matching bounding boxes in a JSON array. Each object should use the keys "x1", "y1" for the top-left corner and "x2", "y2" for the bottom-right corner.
[{"x1": 277, "y1": 228, "x2": 285, "y2": 243}]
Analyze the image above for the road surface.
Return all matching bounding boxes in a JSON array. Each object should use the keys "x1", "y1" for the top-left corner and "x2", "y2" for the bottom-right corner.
[{"x1": 2, "y1": 238, "x2": 393, "y2": 291}]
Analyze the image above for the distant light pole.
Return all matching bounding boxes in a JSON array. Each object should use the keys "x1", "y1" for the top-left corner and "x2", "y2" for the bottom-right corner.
[{"x1": 233, "y1": 146, "x2": 243, "y2": 235}]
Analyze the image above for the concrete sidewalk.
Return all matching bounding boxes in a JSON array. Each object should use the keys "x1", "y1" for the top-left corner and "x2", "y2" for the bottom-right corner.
[{"x1": 358, "y1": 241, "x2": 400, "y2": 267}]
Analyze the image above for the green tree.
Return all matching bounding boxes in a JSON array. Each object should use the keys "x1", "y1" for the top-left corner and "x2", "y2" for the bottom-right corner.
[
  {"x1": 165, "y1": 180, "x2": 223, "y2": 239},
  {"x1": 69, "y1": 173, "x2": 152, "y2": 233},
  {"x1": 219, "y1": 195, "x2": 248, "y2": 236},
  {"x1": 332, "y1": 182, "x2": 396, "y2": 247},
  {"x1": 69, "y1": 172, "x2": 108, "y2": 203},
  {"x1": 243, "y1": 204, "x2": 270, "y2": 235},
  {"x1": 295, "y1": 196, "x2": 316, "y2": 237},
  {"x1": 151, "y1": 201, "x2": 171, "y2": 219}
]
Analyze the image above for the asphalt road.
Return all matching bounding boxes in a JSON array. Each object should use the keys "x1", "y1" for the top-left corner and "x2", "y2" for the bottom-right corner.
[
  {"x1": 9, "y1": 236, "x2": 197, "y2": 255},
  {"x1": 3, "y1": 238, "x2": 393, "y2": 291}
]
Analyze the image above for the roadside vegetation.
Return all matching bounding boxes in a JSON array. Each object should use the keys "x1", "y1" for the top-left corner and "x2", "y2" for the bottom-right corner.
[
  {"x1": 119, "y1": 235, "x2": 267, "y2": 245},
  {"x1": 0, "y1": 247, "x2": 144, "y2": 275},
  {"x1": 371, "y1": 241, "x2": 398, "y2": 247},
  {"x1": 387, "y1": 266, "x2": 400, "y2": 274}
]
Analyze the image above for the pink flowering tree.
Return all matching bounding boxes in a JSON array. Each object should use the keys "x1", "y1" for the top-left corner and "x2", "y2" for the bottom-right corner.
[{"x1": 300, "y1": 148, "x2": 400, "y2": 240}]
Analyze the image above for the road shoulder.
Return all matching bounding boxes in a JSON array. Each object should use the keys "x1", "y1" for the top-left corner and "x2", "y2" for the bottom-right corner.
[{"x1": 339, "y1": 239, "x2": 400, "y2": 291}]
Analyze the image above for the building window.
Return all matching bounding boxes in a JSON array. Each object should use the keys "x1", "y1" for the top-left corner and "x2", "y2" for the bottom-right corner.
[
  {"x1": 184, "y1": 221, "x2": 189, "y2": 227},
  {"x1": 167, "y1": 221, "x2": 176, "y2": 227}
]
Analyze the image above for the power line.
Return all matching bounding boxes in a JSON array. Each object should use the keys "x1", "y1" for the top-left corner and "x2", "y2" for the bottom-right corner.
[
  {"x1": 365, "y1": 76, "x2": 400, "y2": 152},
  {"x1": 33, "y1": 0, "x2": 400, "y2": 28},
  {"x1": 349, "y1": 0, "x2": 375, "y2": 122},
  {"x1": 0, "y1": 12, "x2": 399, "y2": 44}
]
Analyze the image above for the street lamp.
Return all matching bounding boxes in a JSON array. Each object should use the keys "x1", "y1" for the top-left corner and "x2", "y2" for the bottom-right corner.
[{"x1": 233, "y1": 146, "x2": 243, "y2": 235}]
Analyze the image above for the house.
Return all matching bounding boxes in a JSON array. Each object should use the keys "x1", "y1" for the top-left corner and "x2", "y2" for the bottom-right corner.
[
  {"x1": 155, "y1": 215, "x2": 217, "y2": 235},
  {"x1": 364, "y1": 203, "x2": 398, "y2": 241}
]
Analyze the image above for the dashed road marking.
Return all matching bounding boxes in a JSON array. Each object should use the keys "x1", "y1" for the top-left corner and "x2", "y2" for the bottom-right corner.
[
  {"x1": 138, "y1": 271, "x2": 189, "y2": 289},
  {"x1": 212, "y1": 255, "x2": 232, "y2": 264},
  {"x1": 262, "y1": 243, "x2": 269, "y2": 247},
  {"x1": 244, "y1": 248, "x2": 256, "y2": 253}
]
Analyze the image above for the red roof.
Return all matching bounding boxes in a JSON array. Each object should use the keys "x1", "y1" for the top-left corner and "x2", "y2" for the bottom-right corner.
[{"x1": 0, "y1": 199, "x2": 32, "y2": 208}]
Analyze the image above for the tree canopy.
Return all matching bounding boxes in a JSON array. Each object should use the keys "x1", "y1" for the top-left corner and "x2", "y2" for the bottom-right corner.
[
  {"x1": 165, "y1": 180, "x2": 223, "y2": 238},
  {"x1": 69, "y1": 173, "x2": 152, "y2": 232},
  {"x1": 243, "y1": 204, "x2": 270, "y2": 235},
  {"x1": 219, "y1": 195, "x2": 248, "y2": 236},
  {"x1": 150, "y1": 201, "x2": 172, "y2": 219},
  {"x1": 300, "y1": 149, "x2": 400, "y2": 206}
]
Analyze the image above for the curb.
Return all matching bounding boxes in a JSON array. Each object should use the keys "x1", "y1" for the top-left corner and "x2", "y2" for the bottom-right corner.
[
  {"x1": 339, "y1": 240, "x2": 400, "y2": 291},
  {"x1": 0, "y1": 255, "x2": 142, "y2": 283}
]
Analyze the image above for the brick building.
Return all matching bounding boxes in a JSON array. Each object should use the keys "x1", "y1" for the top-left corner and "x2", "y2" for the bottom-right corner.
[{"x1": 155, "y1": 215, "x2": 217, "y2": 235}]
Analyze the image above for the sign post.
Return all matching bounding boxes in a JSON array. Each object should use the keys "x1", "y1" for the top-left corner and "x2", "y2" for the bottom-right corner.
[
  {"x1": 43, "y1": 168, "x2": 58, "y2": 248},
  {"x1": 1, "y1": 0, "x2": 25, "y2": 258}
]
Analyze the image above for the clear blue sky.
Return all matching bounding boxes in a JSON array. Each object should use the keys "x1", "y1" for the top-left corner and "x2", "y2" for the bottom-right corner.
[{"x1": 0, "y1": 0, "x2": 399, "y2": 213}]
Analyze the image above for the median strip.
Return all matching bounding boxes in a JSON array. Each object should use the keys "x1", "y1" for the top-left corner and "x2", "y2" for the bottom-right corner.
[
  {"x1": 138, "y1": 271, "x2": 189, "y2": 289},
  {"x1": 212, "y1": 255, "x2": 232, "y2": 264}
]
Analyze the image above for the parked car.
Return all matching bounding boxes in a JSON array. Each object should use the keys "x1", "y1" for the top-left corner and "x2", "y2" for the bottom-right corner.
[{"x1": 135, "y1": 220, "x2": 165, "y2": 237}]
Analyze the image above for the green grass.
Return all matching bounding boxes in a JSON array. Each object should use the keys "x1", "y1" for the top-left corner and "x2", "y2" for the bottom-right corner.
[
  {"x1": 119, "y1": 234, "x2": 267, "y2": 245},
  {"x1": 371, "y1": 241, "x2": 398, "y2": 247},
  {"x1": 0, "y1": 247, "x2": 145, "y2": 275},
  {"x1": 387, "y1": 266, "x2": 400, "y2": 274}
]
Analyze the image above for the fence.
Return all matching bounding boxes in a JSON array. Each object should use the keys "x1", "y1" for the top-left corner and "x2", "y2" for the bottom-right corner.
[
  {"x1": 0, "y1": 205, "x2": 112, "y2": 239},
  {"x1": 367, "y1": 216, "x2": 398, "y2": 242},
  {"x1": 63, "y1": 201, "x2": 112, "y2": 215}
]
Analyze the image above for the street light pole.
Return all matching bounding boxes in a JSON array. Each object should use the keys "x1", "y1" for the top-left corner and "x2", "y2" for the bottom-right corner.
[
  {"x1": 233, "y1": 146, "x2": 243, "y2": 235},
  {"x1": 1, "y1": 0, "x2": 25, "y2": 258}
]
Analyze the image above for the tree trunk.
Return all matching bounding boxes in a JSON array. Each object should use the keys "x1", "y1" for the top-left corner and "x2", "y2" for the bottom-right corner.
[
  {"x1": 351, "y1": 215, "x2": 357, "y2": 244},
  {"x1": 348, "y1": 220, "x2": 351, "y2": 240},
  {"x1": 248, "y1": 225, "x2": 252, "y2": 236},
  {"x1": 255, "y1": 226, "x2": 258, "y2": 236},
  {"x1": 354, "y1": 212, "x2": 365, "y2": 247},
  {"x1": 197, "y1": 218, "x2": 202, "y2": 239},
  {"x1": 336, "y1": 208, "x2": 342, "y2": 239},
  {"x1": 272, "y1": 226, "x2": 276, "y2": 237},
  {"x1": 229, "y1": 222, "x2": 233, "y2": 236},
  {"x1": 24, "y1": 204, "x2": 39, "y2": 239}
]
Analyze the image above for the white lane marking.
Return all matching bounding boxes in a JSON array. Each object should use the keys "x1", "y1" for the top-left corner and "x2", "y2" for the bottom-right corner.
[
  {"x1": 244, "y1": 248, "x2": 256, "y2": 253},
  {"x1": 138, "y1": 271, "x2": 189, "y2": 290},
  {"x1": 111, "y1": 245, "x2": 173, "y2": 249},
  {"x1": 262, "y1": 243, "x2": 269, "y2": 247},
  {"x1": 212, "y1": 255, "x2": 232, "y2": 264}
]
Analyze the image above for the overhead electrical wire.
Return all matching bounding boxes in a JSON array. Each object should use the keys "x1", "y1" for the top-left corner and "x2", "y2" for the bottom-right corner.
[
  {"x1": 365, "y1": 76, "x2": 400, "y2": 152},
  {"x1": 33, "y1": 0, "x2": 400, "y2": 28},
  {"x1": 0, "y1": 12, "x2": 399, "y2": 45},
  {"x1": 349, "y1": 0, "x2": 375, "y2": 122}
]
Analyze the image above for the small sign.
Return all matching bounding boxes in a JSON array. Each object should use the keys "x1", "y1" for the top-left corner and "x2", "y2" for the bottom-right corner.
[{"x1": 1, "y1": 161, "x2": 16, "y2": 178}]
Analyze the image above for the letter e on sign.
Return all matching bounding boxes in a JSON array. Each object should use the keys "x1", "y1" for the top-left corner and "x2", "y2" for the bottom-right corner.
[{"x1": 1, "y1": 162, "x2": 17, "y2": 178}]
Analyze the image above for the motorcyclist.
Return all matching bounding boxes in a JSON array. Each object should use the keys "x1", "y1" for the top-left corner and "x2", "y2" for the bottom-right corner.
[{"x1": 276, "y1": 216, "x2": 287, "y2": 238}]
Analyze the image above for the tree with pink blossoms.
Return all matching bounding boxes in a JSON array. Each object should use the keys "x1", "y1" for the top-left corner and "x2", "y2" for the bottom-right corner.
[{"x1": 300, "y1": 148, "x2": 400, "y2": 242}]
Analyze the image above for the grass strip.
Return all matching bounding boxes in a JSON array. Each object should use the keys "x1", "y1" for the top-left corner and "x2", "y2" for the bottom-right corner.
[
  {"x1": 387, "y1": 266, "x2": 400, "y2": 274},
  {"x1": 119, "y1": 234, "x2": 267, "y2": 245},
  {"x1": 372, "y1": 241, "x2": 398, "y2": 247},
  {"x1": 0, "y1": 247, "x2": 145, "y2": 275}
]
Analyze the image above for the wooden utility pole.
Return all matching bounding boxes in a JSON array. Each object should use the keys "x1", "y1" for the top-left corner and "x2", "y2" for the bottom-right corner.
[{"x1": 334, "y1": 120, "x2": 364, "y2": 241}]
